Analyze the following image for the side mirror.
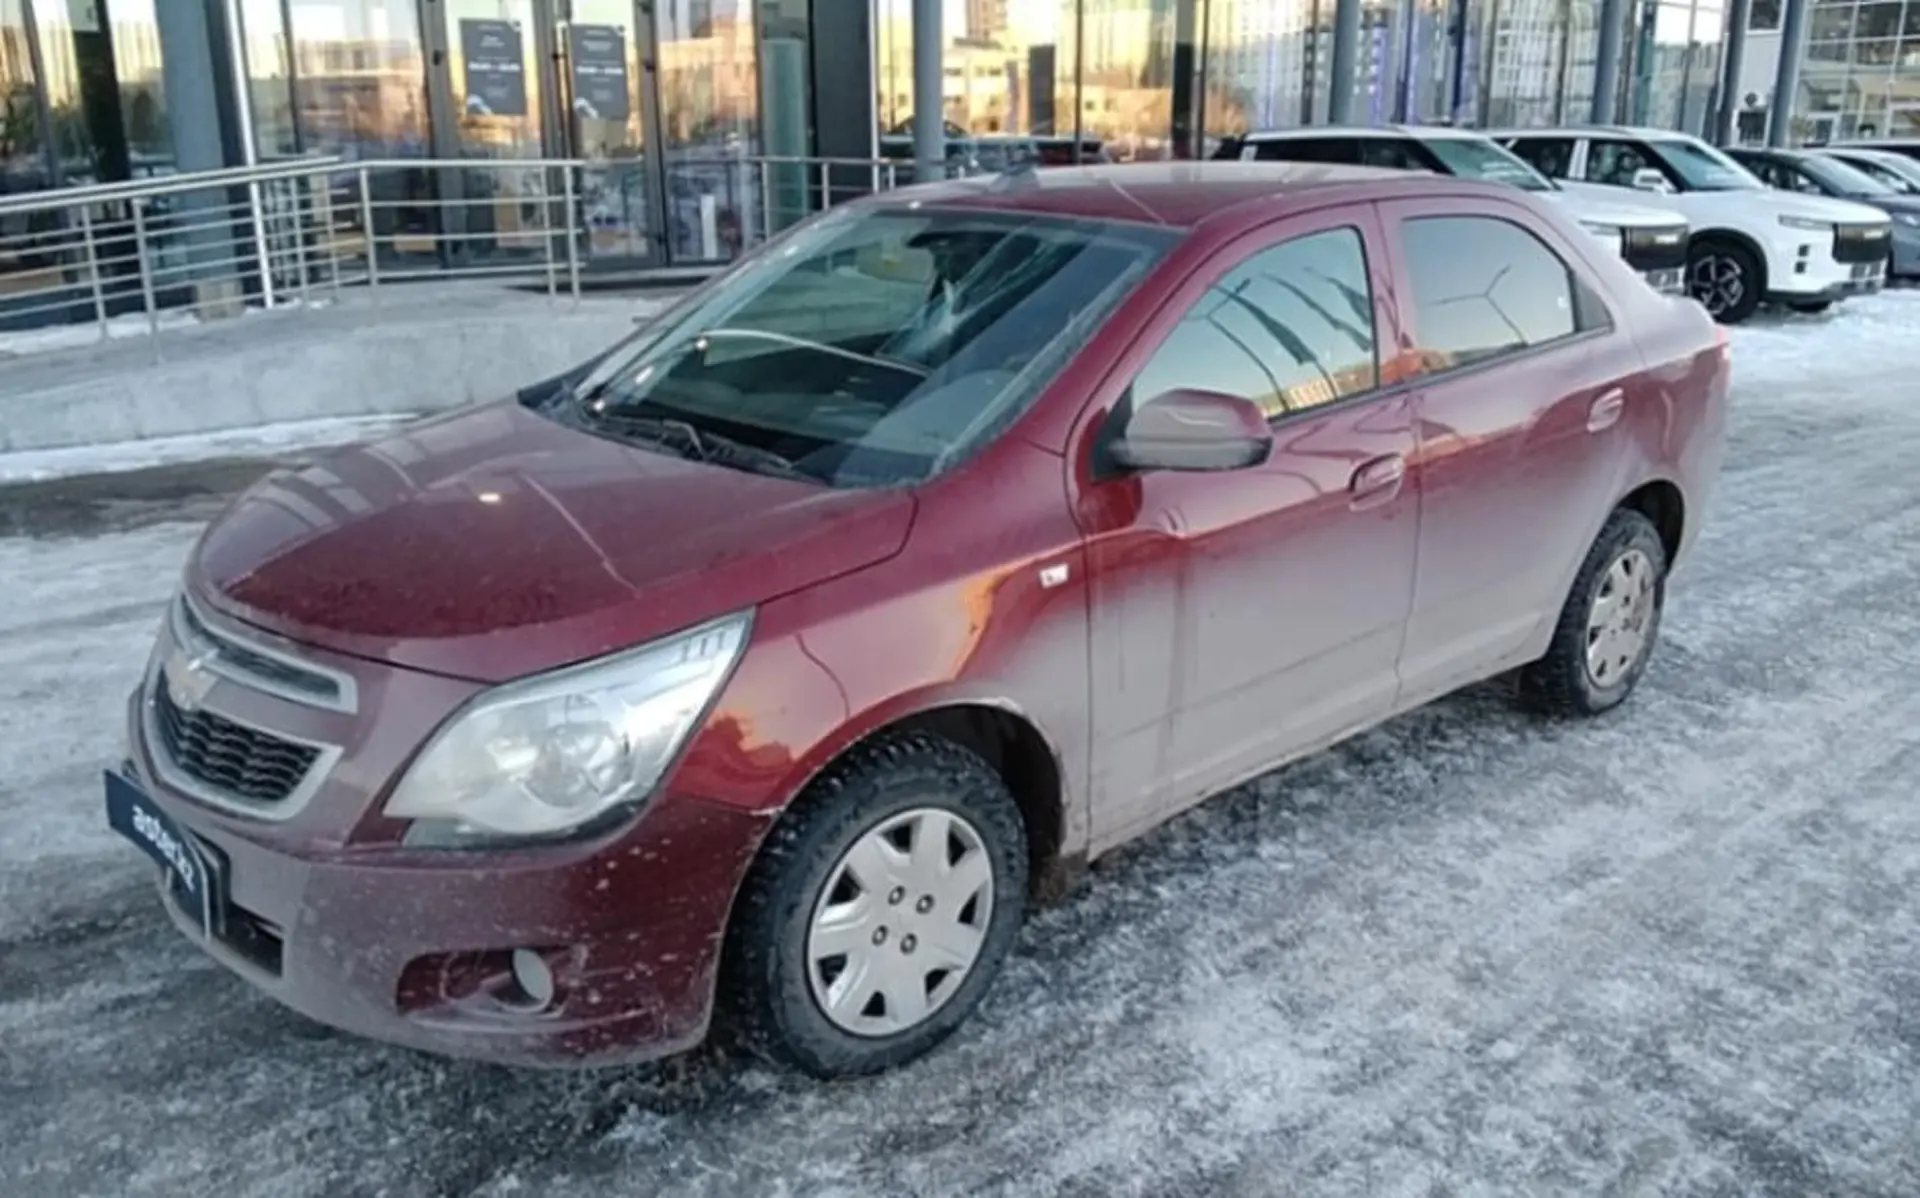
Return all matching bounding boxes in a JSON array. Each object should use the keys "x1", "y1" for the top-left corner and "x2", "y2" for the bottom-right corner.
[
  {"x1": 1631, "y1": 167, "x2": 1671, "y2": 193},
  {"x1": 1108, "y1": 388, "x2": 1273, "y2": 473}
]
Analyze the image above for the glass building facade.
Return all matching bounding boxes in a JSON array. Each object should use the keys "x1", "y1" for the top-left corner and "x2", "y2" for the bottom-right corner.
[
  {"x1": 1796, "y1": 0, "x2": 1920, "y2": 140},
  {"x1": 0, "y1": 0, "x2": 1841, "y2": 299},
  {"x1": 875, "y1": 0, "x2": 1732, "y2": 154}
]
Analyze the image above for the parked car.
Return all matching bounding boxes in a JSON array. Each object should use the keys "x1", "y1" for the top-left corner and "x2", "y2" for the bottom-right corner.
[
  {"x1": 1213, "y1": 125, "x2": 1691, "y2": 295},
  {"x1": 1493, "y1": 125, "x2": 1892, "y2": 322},
  {"x1": 105, "y1": 163, "x2": 1729, "y2": 1079},
  {"x1": 1725, "y1": 146, "x2": 1920, "y2": 280},
  {"x1": 1814, "y1": 145, "x2": 1920, "y2": 194},
  {"x1": 1826, "y1": 136, "x2": 1920, "y2": 166}
]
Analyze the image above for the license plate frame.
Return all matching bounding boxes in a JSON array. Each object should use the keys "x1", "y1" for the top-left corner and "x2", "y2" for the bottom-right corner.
[{"x1": 104, "y1": 770, "x2": 223, "y2": 938}]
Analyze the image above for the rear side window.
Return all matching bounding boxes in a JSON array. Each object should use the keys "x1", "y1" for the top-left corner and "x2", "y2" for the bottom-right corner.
[
  {"x1": 1249, "y1": 137, "x2": 1360, "y2": 165},
  {"x1": 1357, "y1": 138, "x2": 1433, "y2": 171},
  {"x1": 1506, "y1": 136, "x2": 1577, "y2": 180},
  {"x1": 1399, "y1": 215, "x2": 1595, "y2": 373},
  {"x1": 1133, "y1": 228, "x2": 1378, "y2": 419}
]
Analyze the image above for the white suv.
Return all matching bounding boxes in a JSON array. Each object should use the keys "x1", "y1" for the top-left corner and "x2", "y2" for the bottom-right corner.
[
  {"x1": 1216, "y1": 125, "x2": 1692, "y2": 295},
  {"x1": 1491, "y1": 126, "x2": 1892, "y2": 323}
]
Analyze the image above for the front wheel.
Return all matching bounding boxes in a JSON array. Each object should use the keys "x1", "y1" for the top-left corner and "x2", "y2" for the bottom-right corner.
[
  {"x1": 1688, "y1": 239, "x2": 1764, "y2": 324},
  {"x1": 720, "y1": 733, "x2": 1029, "y2": 1077},
  {"x1": 1520, "y1": 508, "x2": 1668, "y2": 717}
]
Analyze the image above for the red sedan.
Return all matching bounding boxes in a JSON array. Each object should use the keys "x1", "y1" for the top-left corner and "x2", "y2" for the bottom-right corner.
[{"x1": 106, "y1": 163, "x2": 1729, "y2": 1077}]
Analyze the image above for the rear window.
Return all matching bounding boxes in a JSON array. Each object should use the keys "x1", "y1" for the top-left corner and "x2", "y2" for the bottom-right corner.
[{"x1": 560, "y1": 207, "x2": 1177, "y2": 488}]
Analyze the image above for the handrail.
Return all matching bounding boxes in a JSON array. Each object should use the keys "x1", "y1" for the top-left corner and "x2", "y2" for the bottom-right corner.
[{"x1": 0, "y1": 156, "x2": 344, "y2": 216}]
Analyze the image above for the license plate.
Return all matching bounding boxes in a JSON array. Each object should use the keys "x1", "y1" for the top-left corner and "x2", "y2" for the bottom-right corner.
[
  {"x1": 1852, "y1": 262, "x2": 1883, "y2": 280},
  {"x1": 104, "y1": 770, "x2": 218, "y2": 936}
]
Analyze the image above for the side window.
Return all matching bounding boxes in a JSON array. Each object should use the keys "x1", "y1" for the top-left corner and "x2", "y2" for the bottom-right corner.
[
  {"x1": 1588, "y1": 138, "x2": 1669, "y2": 188},
  {"x1": 1132, "y1": 228, "x2": 1378, "y2": 420},
  {"x1": 1506, "y1": 136, "x2": 1576, "y2": 179},
  {"x1": 1400, "y1": 215, "x2": 1595, "y2": 373},
  {"x1": 1783, "y1": 166, "x2": 1828, "y2": 195},
  {"x1": 1252, "y1": 137, "x2": 1360, "y2": 165},
  {"x1": 1358, "y1": 137, "x2": 1428, "y2": 170}
]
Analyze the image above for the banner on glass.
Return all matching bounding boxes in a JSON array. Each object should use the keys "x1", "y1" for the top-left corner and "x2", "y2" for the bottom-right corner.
[
  {"x1": 460, "y1": 19, "x2": 528, "y2": 118},
  {"x1": 568, "y1": 24, "x2": 630, "y2": 121}
]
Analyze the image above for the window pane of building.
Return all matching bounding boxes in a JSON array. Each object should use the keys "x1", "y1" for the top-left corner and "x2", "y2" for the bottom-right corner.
[{"x1": 288, "y1": 0, "x2": 429, "y2": 157}]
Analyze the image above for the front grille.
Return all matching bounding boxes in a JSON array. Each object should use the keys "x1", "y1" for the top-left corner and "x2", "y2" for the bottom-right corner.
[
  {"x1": 153, "y1": 679, "x2": 320, "y2": 804},
  {"x1": 178, "y1": 602, "x2": 343, "y2": 706},
  {"x1": 1833, "y1": 224, "x2": 1892, "y2": 264},
  {"x1": 1622, "y1": 227, "x2": 1688, "y2": 272},
  {"x1": 176, "y1": 598, "x2": 350, "y2": 711}
]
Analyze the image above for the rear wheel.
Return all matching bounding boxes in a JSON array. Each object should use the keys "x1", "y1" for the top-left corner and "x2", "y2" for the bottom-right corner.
[
  {"x1": 1688, "y1": 238, "x2": 1763, "y2": 324},
  {"x1": 721, "y1": 733, "x2": 1028, "y2": 1077},
  {"x1": 1787, "y1": 299, "x2": 1834, "y2": 314},
  {"x1": 1521, "y1": 508, "x2": 1668, "y2": 717}
]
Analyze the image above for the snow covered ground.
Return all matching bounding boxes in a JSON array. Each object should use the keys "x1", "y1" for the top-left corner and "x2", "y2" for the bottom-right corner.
[
  {"x1": 0, "y1": 414, "x2": 417, "y2": 484},
  {"x1": 4, "y1": 296, "x2": 1920, "y2": 1196}
]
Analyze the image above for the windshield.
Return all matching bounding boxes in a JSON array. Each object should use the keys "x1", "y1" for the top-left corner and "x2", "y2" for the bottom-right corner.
[
  {"x1": 1644, "y1": 138, "x2": 1764, "y2": 191},
  {"x1": 1419, "y1": 136, "x2": 1555, "y2": 191},
  {"x1": 1840, "y1": 151, "x2": 1920, "y2": 192},
  {"x1": 1796, "y1": 154, "x2": 1895, "y2": 196},
  {"x1": 560, "y1": 207, "x2": 1175, "y2": 488}
]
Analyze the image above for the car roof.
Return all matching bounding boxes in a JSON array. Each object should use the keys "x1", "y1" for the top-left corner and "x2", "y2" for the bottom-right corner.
[
  {"x1": 1490, "y1": 125, "x2": 1699, "y2": 141},
  {"x1": 1239, "y1": 124, "x2": 1490, "y2": 142},
  {"x1": 867, "y1": 161, "x2": 1458, "y2": 228}
]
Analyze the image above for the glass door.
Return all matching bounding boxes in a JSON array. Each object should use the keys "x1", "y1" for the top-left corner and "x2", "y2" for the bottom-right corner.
[
  {"x1": 553, "y1": 0, "x2": 659, "y2": 266},
  {"x1": 431, "y1": 0, "x2": 557, "y2": 266}
]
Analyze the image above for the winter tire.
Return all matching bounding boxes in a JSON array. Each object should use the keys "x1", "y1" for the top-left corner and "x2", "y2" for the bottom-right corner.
[
  {"x1": 1521, "y1": 507, "x2": 1668, "y2": 717},
  {"x1": 721, "y1": 732, "x2": 1028, "y2": 1077}
]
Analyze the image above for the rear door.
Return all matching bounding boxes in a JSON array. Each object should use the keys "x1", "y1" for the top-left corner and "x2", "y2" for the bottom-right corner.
[
  {"x1": 1070, "y1": 206, "x2": 1418, "y2": 850},
  {"x1": 1377, "y1": 196, "x2": 1638, "y2": 704}
]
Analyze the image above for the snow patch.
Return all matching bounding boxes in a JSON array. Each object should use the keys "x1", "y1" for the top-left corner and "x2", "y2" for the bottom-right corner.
[{"x1": 0, "y1": 413, "x2": 416, "y2": 483}]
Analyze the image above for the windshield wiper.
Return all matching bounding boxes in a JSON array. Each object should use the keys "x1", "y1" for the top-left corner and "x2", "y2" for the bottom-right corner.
[
  {"x1": 584, "y1": 410, "x2": 813, "y2": 482},
  {"x1": 680, "y1": 427, "x2": 815, "y2": 482}
]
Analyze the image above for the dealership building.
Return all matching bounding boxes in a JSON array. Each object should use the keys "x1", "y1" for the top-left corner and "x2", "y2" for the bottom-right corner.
[{"x1": 0, "y1": 0, "x2": 1915, "y2": 281}]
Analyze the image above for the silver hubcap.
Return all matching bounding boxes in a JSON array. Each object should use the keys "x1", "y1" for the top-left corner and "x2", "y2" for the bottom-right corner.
[
  {"x1": 1689, "y1": 254, "x2": 1745, "y2": 315},
  {"x1": 1586, "y1": 548, "x2": 1657, "y2": 688},
  {"x1": 807, "y1": 807, "x2": 995, "y2": 1037}
]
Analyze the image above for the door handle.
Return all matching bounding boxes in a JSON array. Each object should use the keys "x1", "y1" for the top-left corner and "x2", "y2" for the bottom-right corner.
[
  {"x1": 1349, "y1": 453, "x2": 1406, "y2": 509},
  {"x1": 1587, "y1": 388, "x2": 1627, "y2": 433}
]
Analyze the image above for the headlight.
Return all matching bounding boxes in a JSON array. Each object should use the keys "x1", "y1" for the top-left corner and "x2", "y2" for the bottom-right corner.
[
  {"x1": 386, "y1": 611, "x2": 751, "y2": 845},
  {"x1": 1579, "y1": 220, "x2": 1624, "y2": 250},
  {"x1": 1778, "y1": 215, "x2": 1831, "y2": 232}
]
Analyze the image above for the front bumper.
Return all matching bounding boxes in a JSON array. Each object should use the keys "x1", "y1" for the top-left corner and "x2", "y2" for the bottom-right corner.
[
  {"x1": 122, "y1": 680, "x2": 772, "y2": 1069},
  {"x1": 1765, "y1": 253, "x2": 1885, "y2": 303},
  {"x1": 1638, "y1": 265, "x2": 1686, "y2": 295},
  {"x1": 1891, "y1": 223, "x2": 1920, "y2": 278}
]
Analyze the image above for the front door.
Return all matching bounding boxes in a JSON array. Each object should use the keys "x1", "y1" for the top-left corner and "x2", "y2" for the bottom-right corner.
[{"x1": 1071, "y1": 209, "x2": 1421, "y2": 852}]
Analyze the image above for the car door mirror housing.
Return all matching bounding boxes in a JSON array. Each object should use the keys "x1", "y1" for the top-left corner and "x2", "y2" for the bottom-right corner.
[
  {"x1": 1631, "y1": 167, "x2": 1670, "y2": 193},
  {"x1": 1109, "y1": 388, "x2": 1274, "y2": 473}
]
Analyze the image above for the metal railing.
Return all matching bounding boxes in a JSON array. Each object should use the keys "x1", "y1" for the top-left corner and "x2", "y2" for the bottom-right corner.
[{"x1": 0, "y1": 153, "x2": 938, "y2": 358}]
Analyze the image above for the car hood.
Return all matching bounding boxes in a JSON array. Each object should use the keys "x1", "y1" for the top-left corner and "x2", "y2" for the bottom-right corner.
[
  {"x1": 191, "y1": 403, "x2": 917, "y2": 683},
  {"x1": 1748, "y1": 189, "x2": 1891, "y2": 225},
  {"x1": 1557, "y1": 180, "x2": 1891, "y2": 226},
  {"x1": 1858, "y1": 193, "x2": 1920, "y2": 219},
  {"x1": 1544, "y1": 190, "x2": 1688, "y2": 231}
]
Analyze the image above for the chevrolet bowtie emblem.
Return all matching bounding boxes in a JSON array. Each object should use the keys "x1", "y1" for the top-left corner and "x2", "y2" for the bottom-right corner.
[{"x1": 165, "y1": 648, "x2": 218, "y2": 713}]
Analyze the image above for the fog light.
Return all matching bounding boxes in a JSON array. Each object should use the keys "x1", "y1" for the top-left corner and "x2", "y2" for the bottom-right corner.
[{"x1": 510, "y1": 948, "x2": 555, "y2": 1009}]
